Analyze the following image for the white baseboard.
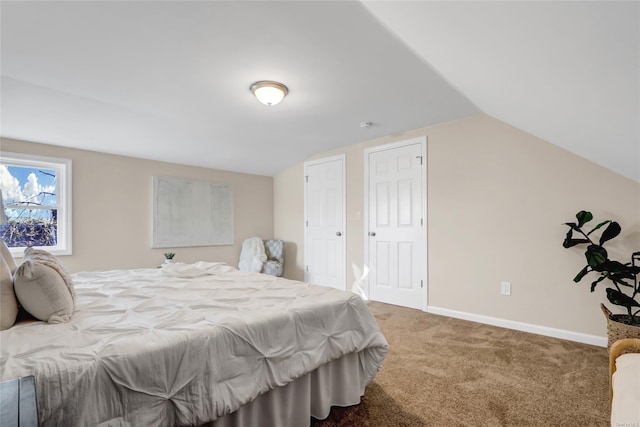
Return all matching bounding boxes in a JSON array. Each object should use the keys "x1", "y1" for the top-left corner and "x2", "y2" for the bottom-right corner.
[{"x1": 426, "y1": 306, "x2": 607, "y2": 348}]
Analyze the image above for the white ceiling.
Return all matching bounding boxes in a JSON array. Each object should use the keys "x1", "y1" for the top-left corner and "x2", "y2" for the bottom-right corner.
[{"x1": 1, "y1": 1, "x2": 638, "y2": 181}]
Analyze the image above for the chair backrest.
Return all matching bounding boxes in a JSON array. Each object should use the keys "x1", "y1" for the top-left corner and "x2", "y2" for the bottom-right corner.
[{"x1": 263, "y1": 240, "x2": 284, "y2": 263}]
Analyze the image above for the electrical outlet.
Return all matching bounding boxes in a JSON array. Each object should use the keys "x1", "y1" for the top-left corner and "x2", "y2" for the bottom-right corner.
[{"x1": 501, "y1": 281, "x2": 511, "y2": 296}]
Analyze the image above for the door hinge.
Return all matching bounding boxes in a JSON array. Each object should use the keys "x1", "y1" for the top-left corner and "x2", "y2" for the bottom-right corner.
[
  {"x1": 421, "y1": 280, "x2": 424, "y2": 288},
  {"x1": 305, "y1": 175, "x2": 309, "y2": 183},
  {"x1": 421, "y1": 218, "x2": 423, "y2": 226},
  {"x1": 306, "y1": 220, "x2": 308, "y2": 227},
  {"x1": 416, "y1": 155, "x2": 423, "y2": 165},
  {"x1": 306, "y1": 265, "x2": 309, "y2": 272}
]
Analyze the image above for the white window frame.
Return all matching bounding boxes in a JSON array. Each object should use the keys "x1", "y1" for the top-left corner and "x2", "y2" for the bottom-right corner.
[{"x1": 1, "y1": 152, "x2": 72, "y2": 257}]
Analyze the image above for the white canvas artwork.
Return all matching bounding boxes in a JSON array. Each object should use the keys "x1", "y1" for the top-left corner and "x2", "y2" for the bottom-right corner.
[{"x1": 152, "y1": 176, "x2": 233, "y2": 248}]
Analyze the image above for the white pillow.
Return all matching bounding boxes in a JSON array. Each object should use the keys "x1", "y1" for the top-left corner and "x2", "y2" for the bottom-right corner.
[
  {"x1": 22, "y1": 247, "x2": 75, "y2": 300},
  {"x1": 14, "y1": 250, "x2": 74, "y2": 323},
  {"x1": 0, "y1": 255, "x2": 19, "y2": 330},
  {"x1": 1, "y1": 240, "x2": 17, "y2": 275}
]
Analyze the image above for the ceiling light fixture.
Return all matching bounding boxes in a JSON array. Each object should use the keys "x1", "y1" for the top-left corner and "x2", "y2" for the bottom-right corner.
[{"x1": 250, "y1": 81, "x2": 289, "y2": 106}]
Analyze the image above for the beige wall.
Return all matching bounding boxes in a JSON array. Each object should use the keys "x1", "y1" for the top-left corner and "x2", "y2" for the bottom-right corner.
[
  {"x1": 1, "y1": 138, "x2": 274, "y2": 273},
  {"x1": 274, "y1": 115, "x2": 640, "y2": 337},
  {"x1": 273, "y1": 163, "x2": 305, "y2": 280}
]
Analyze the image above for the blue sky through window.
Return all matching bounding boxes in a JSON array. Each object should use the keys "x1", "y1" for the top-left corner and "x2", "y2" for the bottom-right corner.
[
  {"x1": 1, "y1": 165, "x2": 56, "y2": 205},
  {"x1": 1, "y1": 165, "x2": 57, "y2": 222}
]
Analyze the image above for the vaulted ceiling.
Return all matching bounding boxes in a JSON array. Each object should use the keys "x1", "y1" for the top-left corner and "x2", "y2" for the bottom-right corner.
[{"x1": 1, "y1": 1, "x2": 638, "y2": 181}]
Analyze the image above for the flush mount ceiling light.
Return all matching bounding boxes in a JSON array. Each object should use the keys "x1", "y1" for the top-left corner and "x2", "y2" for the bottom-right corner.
[{"x1": 250, "y1": 81, "x2": 289, "y2": 106}]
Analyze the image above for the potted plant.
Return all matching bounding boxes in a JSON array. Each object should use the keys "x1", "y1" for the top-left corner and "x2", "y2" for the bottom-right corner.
[
  {"x1": 163, "y1": 252, "x2": 176, "y2": 266},
  {"x1": 562, "y1": 210, "x2": 640, "y2": 347}
]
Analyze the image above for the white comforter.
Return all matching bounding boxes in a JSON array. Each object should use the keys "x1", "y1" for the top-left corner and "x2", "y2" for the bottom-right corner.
[{"x1": 0, "y1": 263, "x2": 388, "y2": 427}]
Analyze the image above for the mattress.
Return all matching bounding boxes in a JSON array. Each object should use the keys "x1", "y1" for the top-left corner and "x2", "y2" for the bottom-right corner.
[{"x1": 0, "y1": 262, "x2": 388, "y2": 426}]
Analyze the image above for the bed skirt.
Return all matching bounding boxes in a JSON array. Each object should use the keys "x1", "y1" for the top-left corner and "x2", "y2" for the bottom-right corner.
[{"x1": 205, "y1": 352, "x2": 363, "y2": 427}]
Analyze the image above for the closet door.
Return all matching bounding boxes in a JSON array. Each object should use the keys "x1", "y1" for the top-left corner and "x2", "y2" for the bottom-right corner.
[
  {"x1": 304, "y1": 155, "x2": 345, "y2": 290},
  {"x1": 366, "y1": 138, "x2": 426, "y2": 309}
]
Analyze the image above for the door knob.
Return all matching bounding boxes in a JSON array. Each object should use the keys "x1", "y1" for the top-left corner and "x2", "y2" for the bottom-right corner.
[
  {"x1": 336, "y1": 231, "x2": 342, "y2": 236},
  {"x1": 368, "y1": 231, "x2": 376, "y2": 236}
]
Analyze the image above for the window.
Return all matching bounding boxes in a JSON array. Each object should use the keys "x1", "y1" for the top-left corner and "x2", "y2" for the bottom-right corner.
[{"x1": 0, "y1": 152, "x2": 72, "y2": 256}]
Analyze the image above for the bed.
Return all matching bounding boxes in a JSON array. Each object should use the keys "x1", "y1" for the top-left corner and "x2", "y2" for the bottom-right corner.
[{"x1": 0, "y1": 261, "x2": 389, "y2": 426}]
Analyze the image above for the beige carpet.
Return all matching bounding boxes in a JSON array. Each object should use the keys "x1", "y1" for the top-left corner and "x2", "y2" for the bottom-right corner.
[{"x1": 313, "y1": 302, "x2": 609, "y2": 427}]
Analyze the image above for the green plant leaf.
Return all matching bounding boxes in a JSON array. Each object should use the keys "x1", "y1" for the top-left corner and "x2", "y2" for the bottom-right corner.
[
  {"x1": 563, "y1": 229, "x2": 589, "y2": 248},
  {"x1": 606, "y1": 262, "x2": 639, "y2": 282},
  {"x1": 590, "y1": 275, "x2": 605, "y2": 291},
  {"x1": 592, "y1": 260, "x2": 623, "y2": 273},
  {"x1": 564, "y1": 222, "x2": 579, "y2": 231},
  {"x1": 606, "y1": 288, "x2": 640, "y2": 308},
  {"x1": 610, "y1": 277, "x2": 634, "y2": 288},
  {"x1": 600, "y1": 260, "x2": 626, "y2": 273},
  {"x1": 564, "y1": 238, "x2": 590, "y2": 248},
  {"x1": 573, "y1": 266, "x2": 589, "y2": 282},
  {"x1": 562, "y1": 229, "x2": 573, "y2": 248},
  {"x1": 585, "y1": 245, "x2": 607, "y2": 268},
  {"x1": 599, "y1": 221, "x2": 621, "y2": 245},
  {"x1": 587, "y1": 220, "x2": 611, "y2": 236},
  {"x1": 591, "y1": 276, "x2": 605, "y2": 292},
  {"x1": 576, "y1": 211, "x2": 593, "y2": 227}
]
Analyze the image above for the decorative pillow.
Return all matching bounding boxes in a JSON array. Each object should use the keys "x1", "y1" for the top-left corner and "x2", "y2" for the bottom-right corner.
[
  {"x1": 22, "y1": 247, "x2": 75, "y2": 300},
  {"x1": 14, "y1": 249, "x2": 75, "y2": 323},
  {"x1": 1, "y1": 240, "x2": 17, "y2": 275},
  {"x1": 0, "y1": 255, "x2": 19, "y2": 330}
]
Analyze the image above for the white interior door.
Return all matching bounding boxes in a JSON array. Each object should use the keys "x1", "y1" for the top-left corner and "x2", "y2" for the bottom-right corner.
[
  {"x1": 304, "y1": 155, "x2": 345, "y2": 290},
  {"x1": 366, "y1": 139, "x2": 426, "y2": 309}
]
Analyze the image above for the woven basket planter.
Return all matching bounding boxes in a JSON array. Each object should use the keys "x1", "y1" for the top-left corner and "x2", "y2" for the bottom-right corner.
[{"x1": 601, "y1": 304, "x2": 640, "y2": 350}]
